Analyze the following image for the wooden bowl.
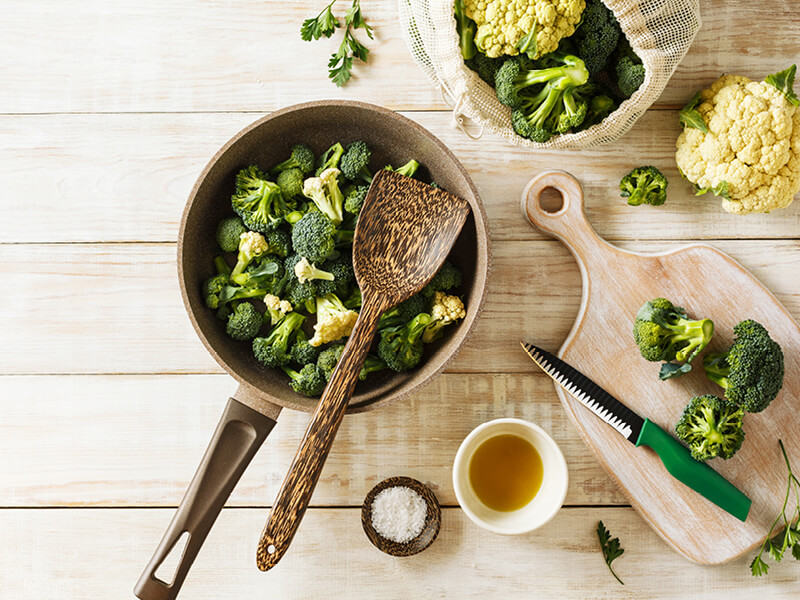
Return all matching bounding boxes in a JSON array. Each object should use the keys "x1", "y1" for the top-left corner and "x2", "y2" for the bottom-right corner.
[
  {"x1": 179, "y1": 100, "x2": 491, "y2": 415},
  {"x1": 361, "y1": 477, "x2": 441, "y2": 557}
]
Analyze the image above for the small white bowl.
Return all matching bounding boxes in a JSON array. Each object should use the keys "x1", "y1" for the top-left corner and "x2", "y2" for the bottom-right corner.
[{"x1": 453, "y1": 418, "x2": 568, "y2": 535}]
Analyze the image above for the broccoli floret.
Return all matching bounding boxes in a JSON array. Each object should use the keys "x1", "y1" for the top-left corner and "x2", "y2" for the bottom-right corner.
[
  {"x1": 379, "y1": 294, "x2": 428, "y2": 329},
  {"x1": 578, "y1": 94, "x2": 616, "y2": 130},
  {"x1": 315, "y1": 142, "x2": 345, "y2": 176},
  {"x1": 378, "y1": 313, "x2": 432, "y2": 372},
  {"x1": 252, "y1": 312, "x2": 305, "y2": 368},
  {"x1": 215, "y1": 216, "x2": 247, "y2": 253},
  {"x1": 276, "y1": 168, "x2": 305, "y2": 201},
  {"x1": 270, "y1": 144, "x2": 315, "y2": 176},
  {"x1": 615, "y1": 40, "x2": 645, "y2": 98},
  {"x1": 324, "y1": 254, "x2": 355, "y2": 297},
  {"x1": 302, "y1": 167, "x2": 345, "y2": 226},
  {"x1": 231, "y1": 166, "x2": 291, "y2": 233},
  {"x1": 360, "y1": 355, "x2": 387, "y2": 381},
  {"x1": 422, "y1": 261, "x2": 462, "y2": 297},
  {"x1": 317, "y1": 343, "x2": 345, "y2": 381},
  {"x1": 203, "y1": 273, "x2": 229, "y2": 309},
  {"x1": 291, "y1": 211, "x2": 337, "y2": 264},
  {"x1": 226, "y1": 302, "x2": 262, "y2": 341},
  {"x1": 282, "y1": 363, "x2": 327, "y2": 397},
  {"x1": 466, "y1": 53, "x2": 507, "y2": 86},
  {"x1": 572, "y1": 0, "x2": 621, "y2": 75},
  {"x1": 385, "y1": 159, "x2": 420, "y2": 178},
  {"x1": 620, "y1": 166, "x2": 668, "y2": 206},
  {"x1": 498, "y1": 55, "x2": 589, "y2": 140},
  {"x1": 454, "y1": 0, "x2": 476, "y2": 60},
  {"x1": 284, "y1": 255, "x2": 319, "y2": 308},
  {"x1": 343, "y1": 286, "x2": 362, "y2": 310},
  {"x1": 422, "y1": 291, "x2": 466, "y2": 343},
  {"x1": 309, "y1": 293, "x2": 358, "y2": 347},
  {"x1": 675, "y1": 395, "x2": 745, "y2": 461},
  {"x1": 290, "y1": 330, "x2": 321, "y2": 366},
  {"x1": 633, "y1": 298, "x2": 714, "y2": 374},
  {"x1": 703, "y1": 320, "x2": 784, "y2": 413},
  {"x1": 344, "y1": 185, "x2": 369, "y2": 215},
  {"x1": 340, "y1": 141, "x2": 373, "y2": 184}
]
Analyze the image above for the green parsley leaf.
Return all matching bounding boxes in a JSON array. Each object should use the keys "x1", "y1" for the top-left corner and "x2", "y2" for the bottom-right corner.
[
  {"x1": 345, "y1": 0, "x2": 373, "y2": 39},
  {"x1": 300, "y1": 0, "x2": 340, "y2": 41},
  {"x1": 596, "y1": 521, "x2": 625, "y2": 585}
]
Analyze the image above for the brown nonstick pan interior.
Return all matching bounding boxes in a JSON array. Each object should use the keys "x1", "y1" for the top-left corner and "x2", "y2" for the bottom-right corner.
[{"x1": 178, "y1": 100, "x2": 491, "y2": 414}]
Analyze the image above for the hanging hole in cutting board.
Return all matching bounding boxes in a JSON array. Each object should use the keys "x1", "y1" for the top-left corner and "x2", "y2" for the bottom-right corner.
[
  {"x1": 539, "y1": 187, "x2": 565, "y2": 214},
  {"x1": 154, "y1": 530, "x2": 190, "y2": 586}
]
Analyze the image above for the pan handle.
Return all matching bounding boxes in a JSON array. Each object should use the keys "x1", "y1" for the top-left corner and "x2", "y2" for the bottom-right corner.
[{"x1": 134, "y1": 393, "x2": 280, "y2": 600}]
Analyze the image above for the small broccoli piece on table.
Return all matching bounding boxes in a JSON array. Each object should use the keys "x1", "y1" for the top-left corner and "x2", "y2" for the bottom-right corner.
[
  {"x1": 203, "y1": 273, "x2": 229, "y2": 309},
  {"x1": 290, "y1": 330, "x2": 321, "y2": 366},
  {"x1": 422, "y1": 260, "x2": 462, "y2": 298},
  {"x1": 231, "y1": 231, "x2": 270, "y2": 278},
  {"x1": 291, "y1": 211, "x2": 337, "y2": 264},
  {"x1": 252, "y1": 312, "x2": 305, "y2": 368},
  {"x1": 359, "y1": 355, "x2": 387, "y2": 381},
  {"x1": 620, "y1": 166, "x2": 668, "y2": 206},
  {"x1": 633, "y1": 298, "x2": 714, "y2": 377},
  {"x1": 497, "y1": 54, "x2": 589, "y2": 141},
  {"x1": 276, "y1": 168, "x2": 305, "y2": 201},
  {"x1": 675, "y1": 395, "x2": 745, "y2": 461},
  {"x1": 231, "y1": 166, "x2": 291, "y2": 233},
  {"x1": 302, "y1": 167, "x2": 345, "y2": 226},
  {"x1": 454, "y1": 0, "x2": 476, "y2": 60},
  {"x1": 385, "y1": 159, "x2": 420, "y2": 178},
  {"x1": 340, "y1": 141, "x2": 373, "y2": 184},
  {"x1": 215, "y1": 216, "x2": 247, "y2": 253},
  {"x1": 282, "y1": 363, "x2": 327, "y2": 397},
  {"x1": 344, "y1": 185, "x2": 369, "y2": 215},
  {"x1": 703, "y1": 320, "x2": 784, "y2": 413},
  {"x1": 317, "y1": 343, "x2": 345, "y2": 381},
  {"x1": 315, "y1": 142, "x2": 345, "y2": 176},
  {"x1": 379, "y1": 294, "x2": 428, "y2": 330},
  {"x1": 226, "y1": 302, "x2": 262, "y2": 341},
  {"x1": 309, "y1": 293, "x2": 359, "y2": 347},
  {"x1": 422, "y1": 291, "x2": 466, "y2": 343},
  {"x1": 572, "y1": 0, "x2": 621, "y2": 75},
  {"x1": 270, "y1": 144, "x2": 315, "y2": 176},
  {"x1": 378, "y1": 313, "x2": 432, "y2": 372}
]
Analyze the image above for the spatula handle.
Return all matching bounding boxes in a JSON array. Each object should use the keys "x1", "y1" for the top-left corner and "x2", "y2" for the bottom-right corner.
[{"x1": 256, "y1": 297, "x2": 386, "y2": 571}]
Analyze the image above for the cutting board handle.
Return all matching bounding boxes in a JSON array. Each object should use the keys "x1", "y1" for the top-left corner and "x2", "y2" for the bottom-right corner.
[{"x1": 521, "y1": 171, "x2": 615, "y2": 267}]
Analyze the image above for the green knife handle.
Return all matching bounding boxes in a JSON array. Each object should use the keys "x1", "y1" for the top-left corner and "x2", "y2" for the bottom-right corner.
[{"x1": 635, "y1": 419, "x2": 751, "y2": 522}]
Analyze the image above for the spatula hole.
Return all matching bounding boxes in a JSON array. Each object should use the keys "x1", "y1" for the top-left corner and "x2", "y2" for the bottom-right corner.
[
  {"x1": 539, "y1": 187, "x2": 564, "y2": 214},
  {"x1": 154, "y1": 531, "x2": 190, "y2": 586}
]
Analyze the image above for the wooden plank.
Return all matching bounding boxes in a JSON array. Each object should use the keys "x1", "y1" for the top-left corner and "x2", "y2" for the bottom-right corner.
[
  {"x1": 0, "y1": 2, "x2": 797, "y2": 113},
  {"x1": 2, "y1": 507, "x2": 797, "y2": 598},
  {"x1": 1, "y1": 239, "x2": 798, "y2": 375},
  {"x1": 0, "y1": 373, "x2": 623, "y2": 507},
  {"x1": 1, "y1": 110, "x2": 799, "y2": 244}
]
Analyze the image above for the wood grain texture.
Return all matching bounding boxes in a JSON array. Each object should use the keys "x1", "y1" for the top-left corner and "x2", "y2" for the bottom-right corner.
[
  {"x1": 3, "y1": 507, "x2": 799, "y2": 599},
  {"x1": 0, "y1": 1, "x2": 797, "y2": 113},
  {"x1": 2, "y1": 110, "x2": 799, "y2": 245},
  {"x1": 523, "y1": 172, "x2": 800, "y2": 565},
  {"x1": 0, "y1": 373, "x2": 625, "y2": 508},
  {"x1": 2, "y1": 240, "x2": 798, "y2": 376},
  {"x1": 258, "y1": 172, "x2": 469, "y2": 570}
]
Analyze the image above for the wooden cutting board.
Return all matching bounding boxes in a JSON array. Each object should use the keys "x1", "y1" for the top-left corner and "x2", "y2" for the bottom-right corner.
[{"x1": 522, "y1": 171, "x2": 800, "y2": 565}]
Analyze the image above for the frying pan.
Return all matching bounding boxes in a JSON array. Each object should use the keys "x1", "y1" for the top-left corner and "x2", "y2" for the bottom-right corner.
[{"x1": 134, "y1": 100, "x2": 490, "y2": 599}]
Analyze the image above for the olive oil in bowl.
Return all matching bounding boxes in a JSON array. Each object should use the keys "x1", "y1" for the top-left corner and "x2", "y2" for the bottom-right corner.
[{"x1": 468, "y1": 434, "x2": 544, "y2": 512}]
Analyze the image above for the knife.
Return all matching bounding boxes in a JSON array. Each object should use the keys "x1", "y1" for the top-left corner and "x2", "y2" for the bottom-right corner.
[{"x1": 521, "y1": 342, "x2": 751, "y2": 522}]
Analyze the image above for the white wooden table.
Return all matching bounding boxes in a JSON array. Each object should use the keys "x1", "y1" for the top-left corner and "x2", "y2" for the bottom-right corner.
[{"x1": 2, "y1": 1, "x2": 799, "y2": 597}]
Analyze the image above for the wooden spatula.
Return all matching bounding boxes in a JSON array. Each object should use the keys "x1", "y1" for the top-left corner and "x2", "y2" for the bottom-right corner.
[{"x1": 255, "y1": 169, "x2": 470, "y2": 570}]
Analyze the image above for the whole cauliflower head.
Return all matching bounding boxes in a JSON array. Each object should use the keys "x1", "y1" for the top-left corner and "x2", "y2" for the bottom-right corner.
[
  {"x1": 464, "y1": 0, "x2": 585, "y2": 59},
  {"x1": 676, "y1": 73, "x2": 800, "y2": 215}
]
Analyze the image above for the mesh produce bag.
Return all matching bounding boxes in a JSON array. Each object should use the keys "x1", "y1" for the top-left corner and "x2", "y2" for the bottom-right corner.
[{"x1": 399, "y1": 0, "x2": 702, "y2": 148}]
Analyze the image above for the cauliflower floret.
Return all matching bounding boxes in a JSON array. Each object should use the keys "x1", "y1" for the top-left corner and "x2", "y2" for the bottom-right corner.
[
  {"x1": 676, "y1": 69, "x2": 800, "y2": 215},
  {"x1": 309, "y1": 294, "x2": 358, "y2": 347},
  {"x1": 263, "y1": 293, "x2": 293, "y2": 326},
  {"x1": 238, "y1": 231, "x2": 269, "y2": 257},
  {"x1": 464, "y1": 0, "x2": 584, "y2": 59},
  {"x1": 422, "y1": 291, "x2": 466, "y2": 343}
]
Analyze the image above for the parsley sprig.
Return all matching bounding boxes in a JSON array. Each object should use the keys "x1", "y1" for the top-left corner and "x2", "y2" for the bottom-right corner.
[
  {"x1": 597, "y1": 521, "x2": 625, "y2": 585},
  {"x1": 300, "y1": 0, "x2": 374, "y2": 87},
  {"x1": 750, "y1": 440, "x2": 800, "y2": 577}
]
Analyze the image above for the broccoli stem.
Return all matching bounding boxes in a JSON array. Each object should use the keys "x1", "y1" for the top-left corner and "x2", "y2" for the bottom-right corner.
[
  {"x1": 214, "y1": 255, "x2": 231, "y2": 276},
  {"x1": 704, "y1": 354, "x2": 731, "y2": 390}
]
